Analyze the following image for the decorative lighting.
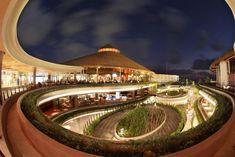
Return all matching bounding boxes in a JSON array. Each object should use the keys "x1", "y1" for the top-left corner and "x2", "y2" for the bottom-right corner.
[
  {"x1": 233, "y1": 42, "x2": 235, "y2": 53},
  {"x1": 112, "y1": 73, "x2": 117, "y2": 78},
  {"x1": 199, "y1": 90, "x2": 217, "y2": 106},
  {"x1": 98, "y1": 48, "x2": 120, "y2": 53}
]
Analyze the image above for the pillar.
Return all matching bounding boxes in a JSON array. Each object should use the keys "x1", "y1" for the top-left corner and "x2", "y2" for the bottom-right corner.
[
  {"x1": 74, "y1": 72, "x2": 77, "y2": 82},
  {"x1": 52, "y1": 99, "x2": 59, "y2": 108},
  {"x1": 132, "y1": 90, "x2": 135, "y2": 98},
  {"x1": 48, "y1": 73, "x2": 51, "y2": 82},
  {"x1": 0, "y1": 51, "x2": 4, "y2": 105},
  {"x1": 119, "y1": 68, "x2": 122, "y2": 83},
  {"x1": 73, "y1": 96, "x2": 79, "y2": 107},
  {"x1": 33, "y1": 67, "x2": 37, "y2": 86},
  {"x1": 116, "y1": 92, "x2": 120, "y2": 99},
  {"x1": 95, "y1": 93, "x2": 98, "y2": 99},
  {"x1": 96, "y1": 67, "x2": 99, "y2": 83}
]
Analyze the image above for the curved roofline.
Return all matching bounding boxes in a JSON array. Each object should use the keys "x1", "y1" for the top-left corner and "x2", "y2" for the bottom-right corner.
[
  {"x1": 226, "y1": 0, "x2": 235, "y2": 19},
  {"x1": 209, "y1": 0, "x2": 235, "y2": 73},
  {"x1": 1, "y1": 0, "x2": 83, "y2": 72},
  {"x1": 64, "y1": 51, "x2": 154, "y2": 73}
]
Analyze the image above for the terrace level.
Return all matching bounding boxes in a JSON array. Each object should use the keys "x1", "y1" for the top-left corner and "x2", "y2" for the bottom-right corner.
[{"x1": 0, "y1": 84, "x2": 234, "y2": 157}]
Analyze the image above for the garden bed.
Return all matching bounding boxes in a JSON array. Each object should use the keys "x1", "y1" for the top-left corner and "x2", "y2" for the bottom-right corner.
[
  {"x1": 20, "y1": 85, "x2": 233, "y2": 156},
  {"x1": 116, "y1": 106, "x2": 165, "y2": 137}
]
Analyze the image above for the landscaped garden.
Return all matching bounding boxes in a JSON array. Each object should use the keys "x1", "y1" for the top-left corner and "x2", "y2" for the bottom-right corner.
[
  {"x1": 19, "y1": 85, "x2": 233, "y2": 156},
  {"x1": 158, "y1": 89, "x2": 187, "y2": 97},
  {"x1": 116, "y1": 106, "x2": 165, "y2": 137}
]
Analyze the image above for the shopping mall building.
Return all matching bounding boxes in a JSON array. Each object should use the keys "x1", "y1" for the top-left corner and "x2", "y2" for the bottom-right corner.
[
  {"x1": 0, "y1": 0, "x2": 234, "y2": 157},
  {"x1": 210, "y1": 49, "x2": 235, "y2": 90}
]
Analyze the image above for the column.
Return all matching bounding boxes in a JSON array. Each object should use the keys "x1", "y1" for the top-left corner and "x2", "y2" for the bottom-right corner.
[
  {"x1": 0, "y1": 51, "x2": 4, "y2": 105},
  {"x1": 119, "y1": 68, "x2": 122, "y2": 83},
  {"x1": 74, "y1": 96, "x2": 79, "y2": 107},
  {"x1": 52, "y1": 99, "x2": 59, "y2": 108},
  {"x1": 33, "y1": 67, "x2": 37, "y2": 86},
  {"x1": 96, "y1": 67, "x2": 99, "y2": 83},
  {"x1": 132, "y1": 90, "x2": 135, "y2": 98},
  {"x1": 48, "y1": 73, "x2": 51, "y2": 82},
  {"x1": 116, "y1": 92, "x2": 120, "y2": 99},
  {"x1": 74, "y1": 72, "x2": 77, "y2": 82}
]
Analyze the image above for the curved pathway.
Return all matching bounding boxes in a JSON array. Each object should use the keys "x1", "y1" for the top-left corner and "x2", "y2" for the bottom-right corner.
[
  {"x1": 6, "y1": 103, "x2": 42, "y2": 157},
  {"x1": 93, "y1": 105, "x2": 180, "y2": 141},
  {"x1": 93, "y1": 110, "x2": 129, "y2": 140},
  {"x1": 144, "y1": 105, "x2": 180, "y2": 140},
  {"x1": 1, "y1": 87, "x2": 235, "y2": 157}
]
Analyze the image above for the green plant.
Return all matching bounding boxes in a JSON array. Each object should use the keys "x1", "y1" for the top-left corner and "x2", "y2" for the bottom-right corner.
[
  {"x1": 20, "y1": 85, "x2": 233, "y2": 156},
  {"x1": 193, "y1": 97, "x2": 204, "y2": 124},
  {"x1": 117, "y1": 107, "x2": 148, "y2": 137}
]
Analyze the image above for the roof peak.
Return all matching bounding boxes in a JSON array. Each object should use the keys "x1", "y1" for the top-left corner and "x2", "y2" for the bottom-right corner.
[{"x1": 97, "y1": 44, "x2": 120, "y2": 53}]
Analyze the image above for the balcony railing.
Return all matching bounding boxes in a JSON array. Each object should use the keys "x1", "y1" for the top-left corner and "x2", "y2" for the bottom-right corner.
[
  {"x1": 0, "y1": 81, "x2": 156, "y2": 105},
  {"x1": 1, "y1": 85, "x2": 29, "y2": 103}
]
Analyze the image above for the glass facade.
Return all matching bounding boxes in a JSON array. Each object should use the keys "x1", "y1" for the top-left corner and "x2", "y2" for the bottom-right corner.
[{"x1": 2, "y1": 70, "x2": 31, "y2": 87}]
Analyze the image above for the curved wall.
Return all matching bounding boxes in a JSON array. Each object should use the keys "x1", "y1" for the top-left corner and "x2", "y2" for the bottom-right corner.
[
  {"x1": 155, "y1": 93, "x2": 189, "y2": 105},
  {"x1": 37, "y1": 84, "x2": 154, "y2": 106},
  {"x1": 164, "y1": 86, "x2": 235, "y2": 157},
  {"x1": 16, "y1": 94, "x2": 96, "y2": 157},
  {"x1": 14, "y1": 86, "x2": 235, "y2": 157}
]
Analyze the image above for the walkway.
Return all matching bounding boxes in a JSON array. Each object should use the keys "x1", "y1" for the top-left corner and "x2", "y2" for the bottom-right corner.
[
  {"x1": 1, "y1": 86, "x2": 235, "y2": 157},
  {"x1": 207, "y1": 87, "x2": 235, "y2": 157},
  {"x1": 93, "y1": 105, "x2": 180, "y2": 141},
  {"x1": 145, "y1": 105, "x2": 180, "y2": 140},
  {"x1": 6, "y1": 102, "x2": 42, "y2": 157},
  {"x1": 0, "y1": 106, "x2": 11, "y2": 157},
  {"x1": 62, "y1": 111, "x2": 104, "y2": 134},
  {"x1": 93, "y1": 110, "x2": 129, "y2": 140}
]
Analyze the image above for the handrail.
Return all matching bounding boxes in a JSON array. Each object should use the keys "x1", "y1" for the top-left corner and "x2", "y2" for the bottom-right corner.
[
  {"x1": 1, "y1": 91, "x2": 28, "y2": 157},
  {"x1": 1, "y1": 85, "x2": 29, "y2": 103}
]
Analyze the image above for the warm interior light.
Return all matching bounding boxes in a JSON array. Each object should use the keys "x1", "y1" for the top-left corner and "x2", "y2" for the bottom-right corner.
[{"x1": 98, "y1": 48, "x2": 120, "y2": 53}]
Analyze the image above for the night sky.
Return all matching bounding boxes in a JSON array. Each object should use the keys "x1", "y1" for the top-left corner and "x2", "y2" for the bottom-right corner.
[{"x1": 17, "y1": 0, "x2": 235, "y2": 75}]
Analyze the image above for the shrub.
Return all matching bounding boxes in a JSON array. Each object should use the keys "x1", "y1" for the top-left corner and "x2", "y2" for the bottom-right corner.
[{"x1": 20, "y1": 85, "x2": 233, "y2": 156}]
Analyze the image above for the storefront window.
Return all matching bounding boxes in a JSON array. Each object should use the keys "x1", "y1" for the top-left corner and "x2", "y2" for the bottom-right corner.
[{"x1": 2, "y1": 70, "x2": 31, "y2": 87}]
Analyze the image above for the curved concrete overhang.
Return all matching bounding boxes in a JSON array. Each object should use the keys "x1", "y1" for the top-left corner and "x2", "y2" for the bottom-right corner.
[
  {"x1": 1, "y1": 0, "x2": 83, "y2": 73},
  {"x1": 37, "y1": 84, "x2": 155, "y2": 106},
  {"x1": 209, "y1": 49, "x2": 235, "y2": 72},
  {"x1": 226, "y1": 0, "x2": 235, "y2": 19},
  {"x1": 209, "y1": 0, "x2": 235, "y2": 72}
]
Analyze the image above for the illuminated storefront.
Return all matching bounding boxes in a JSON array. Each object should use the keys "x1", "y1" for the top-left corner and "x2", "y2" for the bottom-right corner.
[{"x1": 2, "y1": 69, "x2": 31, "y2": 87}]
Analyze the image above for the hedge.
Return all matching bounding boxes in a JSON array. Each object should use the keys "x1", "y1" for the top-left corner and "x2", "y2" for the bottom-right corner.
[{"x1": 20, "y1": 85, "x2": 233, "y2": 156}]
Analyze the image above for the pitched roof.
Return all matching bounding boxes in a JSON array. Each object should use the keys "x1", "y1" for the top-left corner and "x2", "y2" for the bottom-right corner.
[{"x1": 64, "y1": 45, "x2": 152, "y2": 72}]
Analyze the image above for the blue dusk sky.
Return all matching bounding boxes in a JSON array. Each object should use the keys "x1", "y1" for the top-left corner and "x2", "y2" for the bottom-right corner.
[{"x1": 18, "y1": 0, "x2": 235, "y2": 73}]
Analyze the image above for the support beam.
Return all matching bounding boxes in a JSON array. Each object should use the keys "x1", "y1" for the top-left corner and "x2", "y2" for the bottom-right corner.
[
  {"x1": 0, "y1": 51, "x2": 4, "y2": 105},
  {"x1": 33, "y1": 67, "x2": 37, "y2": 86},
  {"x1": 96, "y1": 67, "x2": 99, "y2": 83},
  {"x1": 119, "y1": 68, "x2": 122, "y2": 83},
  {"x1": 48, "y1": 73, "x2": 51, "y2": 82},
  {"x1": 74, "y1": 72, "x2": 77, "y2": 82}
]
